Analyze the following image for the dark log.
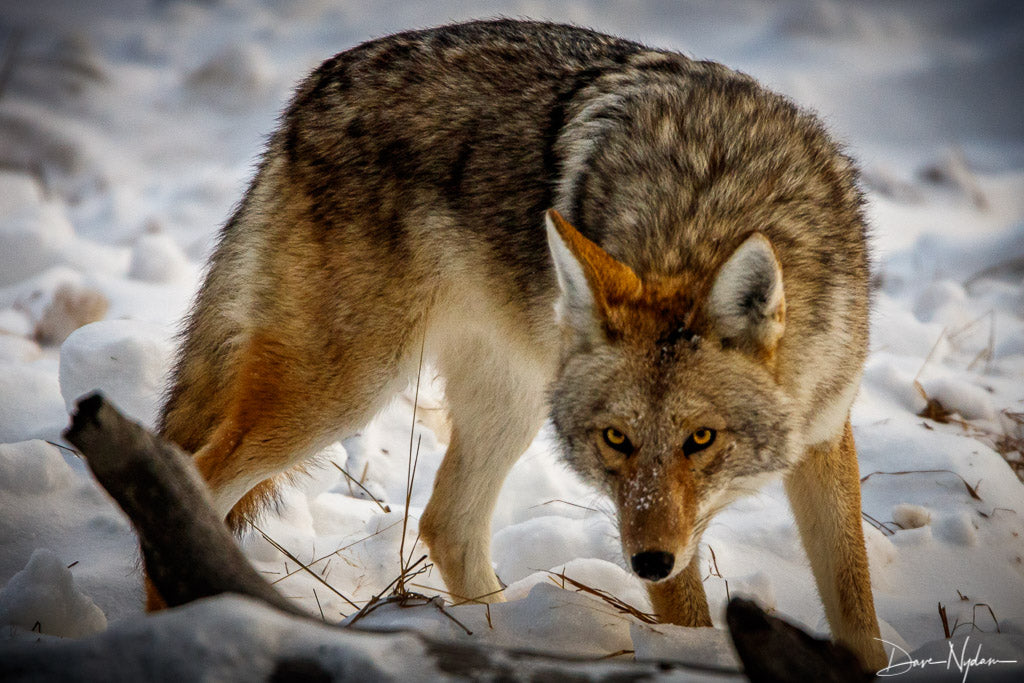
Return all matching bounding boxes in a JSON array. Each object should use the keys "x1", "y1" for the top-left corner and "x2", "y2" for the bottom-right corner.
[
  {"x1": 63, "y1": 392, "x2": 305, "y2": 617},
  {"x1": 726, "y1": 597, "x2": 871, "y2": 682}
]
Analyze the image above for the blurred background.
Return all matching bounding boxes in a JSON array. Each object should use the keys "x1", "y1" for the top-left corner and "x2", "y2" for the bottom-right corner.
[
  {"x1": 1, "y1": 0, "x2": 1022, "y2": 655},
  {"x1": 1, "y1": 0, "x2": 1021, "y2": 261}
]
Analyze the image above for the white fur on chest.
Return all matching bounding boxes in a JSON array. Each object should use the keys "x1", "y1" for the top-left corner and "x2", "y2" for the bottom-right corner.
[{"x1": 801, "y1": 379, "x2": 860, "y2": 448}]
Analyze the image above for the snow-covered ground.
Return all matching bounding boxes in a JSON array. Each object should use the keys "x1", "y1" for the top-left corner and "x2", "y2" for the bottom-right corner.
[{"x1": 1, "y1": 0, "x2": 1022, "y2": 679}]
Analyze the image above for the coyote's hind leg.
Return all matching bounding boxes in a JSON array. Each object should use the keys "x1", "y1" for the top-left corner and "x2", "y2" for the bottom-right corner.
[{"x1": 147, "y1": 318, "x2": 418, "y2": 609}]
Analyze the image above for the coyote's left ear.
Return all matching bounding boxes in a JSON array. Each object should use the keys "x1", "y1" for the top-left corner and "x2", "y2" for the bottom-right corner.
[{"x1": 708, "y1": 233, "x2": 786, "y2": 357}]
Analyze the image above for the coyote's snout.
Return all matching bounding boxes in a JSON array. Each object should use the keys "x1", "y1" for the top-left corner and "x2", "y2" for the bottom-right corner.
[
  {"x1": 618, "y1": 458, "x2": 698, "y2": 583},
  {"x1": 155, "y1": 20, "x2": 886, "y2": 671}
]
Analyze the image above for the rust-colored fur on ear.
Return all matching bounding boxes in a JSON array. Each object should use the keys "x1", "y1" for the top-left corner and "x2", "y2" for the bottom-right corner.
[
  {"x1": 547, "y1": 210, "x2": 707, "y2": 345},
  {"x1": 546, "y1": 210, "x2": 642, "y2": 314}
]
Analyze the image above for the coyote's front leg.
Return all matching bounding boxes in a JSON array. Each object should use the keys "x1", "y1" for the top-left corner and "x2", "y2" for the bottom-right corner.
[
  {"x1": 645, "y1": 552, "x2": 713, "y2": 627},
  {"x1": 418, "y1": 339, "x2": 549, "y2": 603},
  {"x1": 419, "y1": 426, "x2": 515, "y2": 602},
  {"x1": 785, "y1": 420, "x2": 885, "y2": 671}
]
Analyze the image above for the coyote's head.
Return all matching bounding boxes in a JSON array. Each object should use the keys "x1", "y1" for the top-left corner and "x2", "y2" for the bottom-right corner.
[{"x1": 545, "y1": 209, "x2": 797, "y2": 583}]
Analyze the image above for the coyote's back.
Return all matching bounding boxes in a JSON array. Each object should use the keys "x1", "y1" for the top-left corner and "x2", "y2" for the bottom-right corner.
[{"x1": 158, "y1": 20, "x2": 884, "y2": 671}]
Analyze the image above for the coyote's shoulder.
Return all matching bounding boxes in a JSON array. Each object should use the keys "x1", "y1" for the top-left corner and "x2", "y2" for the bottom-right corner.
[{"x1": 158, "y1": 20, "x2": 884, "y2": 671}]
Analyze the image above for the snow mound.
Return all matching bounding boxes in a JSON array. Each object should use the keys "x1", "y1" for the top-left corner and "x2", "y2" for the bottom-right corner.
[
  {"x1": 0, "y1": 334, "x2": 41, "y2": 364},
  {"x1": 0, "y1": 201, "x2": 76, "y2": 287},
  {"x1": 919, "y1": 376, "x2": 997, "y2": 422},
  {"x1": 913, "y1": 280, "x2": 967, "y2": 324},
  {"x1": 0, "y1": 113, "x2": 89, "y2": 183},
  {"x1": 631, "y1": 620, "x2": 738, "y2": 669},
  {"x1": 185, "y1": 44, "x2": 276, "y2": 107},
  {"x1": 0, "y1": 363, "x2": 66, "y2": 443},
  {"x1": 893, "y1": 504, "x2": 932, "y2": 530},
  {"x1": 0, "y1": 440, "x2": 74, "y2": 494},
  {"x1": 128, "y1": 232, "x2": 192, "y2": 283},
  {"x1": 493, "y1": 515, "x2": 619, "y2": 586},
  {"x1": 505, "y1": 557, "x2": 649, "y2": 611},
  {"x1": 0, "y1": 194, "x2": 129, "y2": 295},
  {"x1": 492, "y1": 581, "x2": 637, "y2": 657},
  {"x1": 0, "y1": 548, "x2": 107, "y2": 638},
  {"x1": 933, "y1": 512, "x2": 978, "y2": 547},
  {"x1": 58, "y1": 319, "x2": 173, "y2": 429}
]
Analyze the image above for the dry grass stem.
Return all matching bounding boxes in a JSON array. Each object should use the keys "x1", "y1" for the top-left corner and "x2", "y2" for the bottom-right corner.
[
  {"x1": 347, "y1": 555, "x2": 473, "y2": 636},
  {"x1": 350, "y1": 554, "x2": 431, "y2": 623},
  {"x1": 449, "y1": 586, "x2": 507, "y2": 606},
  {"x1": 995, "y1": 410, "x2": 1024, "y2": 480},
  {"x1": 939, "y1": 602, "x2": 952, "y2": 639},
  {"x1": 977, "y1": 507, "x2": 1017, "y2": 518},
  {"x1": 860, "y1": 468, "x2": 983, "y2": 501},
  {"x1": 331, "y1": 462, "x2": 391, "y2": 513},
  {"x1": 528, "y1": 499, "x2": 601, "y2": 513},
  {"x1": 45, "y1": 440, "x2": 81, "y2": 457},
  {"x1": 254, "y1": 524, "x2": 359, "y2": 611},
  {"x1": 546, "y1": 570, "x2": 659, "y2": 625},
  {"x1": 398, "y1": 328, "x2": 427, "y2": 595},
  {"x1": 401, "y1": 437, "x2": 423, "y2": 576},
  {"x1": 705, "y1": 545, "x2": 731, "y2": 602},
  {"x1": 407, "y1": 582, "x2": 504, "y2": 607},
  {"x1": 912, "y1": 328, "x2": 948, "y2": 393},
  {"x1": 947, "y1": 310, "x2": 995, "y2": 374},
  {"x1": 862, "y1": 511, "x2": 900, "y2": 536},
  {"x1": 940, "y1": 601, "x2": 1002, "y2": 638},
  {"x1": 270, "y1": 519, "x2": 405, "y2": 586},
  {"x1": 313, "y1": 588, "x2": 325, "y2": 622}
]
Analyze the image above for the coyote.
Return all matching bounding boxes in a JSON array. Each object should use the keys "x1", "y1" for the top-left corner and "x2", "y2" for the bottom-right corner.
[{"x1": 157, "y1": 20, "x2": 885, "y2": 669}]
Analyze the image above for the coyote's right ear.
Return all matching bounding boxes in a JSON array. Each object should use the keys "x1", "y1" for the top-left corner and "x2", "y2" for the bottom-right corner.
[{"x1": 545, "y1": 209, "x2": 641, "y2": 337}]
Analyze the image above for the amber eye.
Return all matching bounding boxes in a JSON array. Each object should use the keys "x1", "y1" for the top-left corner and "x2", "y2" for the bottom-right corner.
[
  {"x1": 683, "y1": 428, "x2": 716, "y2": 456},
  {"x1": 602, "y1": 427, "x2": 634, "y2": 455}
]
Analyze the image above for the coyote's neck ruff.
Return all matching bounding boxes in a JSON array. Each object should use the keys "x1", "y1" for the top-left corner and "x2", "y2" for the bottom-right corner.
[{"x1": 157, "y1": 20, "x2": 885, "y2": 670}]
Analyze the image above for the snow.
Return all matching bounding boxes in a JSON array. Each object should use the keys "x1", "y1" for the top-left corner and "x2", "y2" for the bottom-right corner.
[
  {"x1": 892, "y1": 503, "x2": 932, "y2": 530},
  {"x1": 0, "y1": 439, "x2": 73, "y2": 495},
  {"x1": 58, "y1": 319, "x2": 173, "y2": 429},
  {"x1": 0, "y1": 548, "x2": 107, "y2": 639},
  {"x1": 127, "y1": 231, "x2": 192, "y2": 284},
  {"x1": 1, "y1": 0, "x2": 1023, "y2": 679}
]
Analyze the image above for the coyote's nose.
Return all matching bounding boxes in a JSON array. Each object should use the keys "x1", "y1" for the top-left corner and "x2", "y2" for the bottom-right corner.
[{"x1": 630, "y1": 550, "x2": 674, "y2": 581}]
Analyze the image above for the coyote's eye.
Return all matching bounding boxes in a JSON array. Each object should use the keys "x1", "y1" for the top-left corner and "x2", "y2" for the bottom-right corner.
[
  {"x1": 683, "y1": 428, "x2": 716, "y2": 456},
  {"x1": 602, "y1": 427, "x2": 634, "y2": 455}
]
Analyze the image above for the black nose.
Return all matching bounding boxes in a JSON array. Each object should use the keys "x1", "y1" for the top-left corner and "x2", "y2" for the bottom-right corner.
[{"x1": 631, "y1": 550, "x2": 674, "y2": 581}]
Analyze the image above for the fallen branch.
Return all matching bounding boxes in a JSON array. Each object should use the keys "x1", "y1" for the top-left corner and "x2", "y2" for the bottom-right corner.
[
  {"x1": 63, "y1": 392, "x2": 305, "y2": 617},
  {"x1": 726, "y1": 598, "x2": 871, "y2": 682}
]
